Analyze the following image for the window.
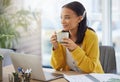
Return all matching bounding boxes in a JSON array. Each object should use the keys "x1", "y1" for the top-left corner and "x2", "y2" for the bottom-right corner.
[
  {"x1": 41, "y1": 0, "x2": 120, "y2": 67},
  {"x1": 112, "y1": 0, "x2": 120, "y2": 51}
]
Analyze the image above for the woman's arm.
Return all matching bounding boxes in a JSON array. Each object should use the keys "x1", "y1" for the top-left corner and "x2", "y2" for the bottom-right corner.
[
  {"x1": 51, "y1": 43, "x2": 67, "y2": 71},
  {"x1": 70, "y1": 34, "x2": 101, "y2": 73}
]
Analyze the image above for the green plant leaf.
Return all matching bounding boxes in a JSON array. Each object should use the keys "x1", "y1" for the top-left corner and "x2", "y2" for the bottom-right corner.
[{"x1": 0, "y1": 55, "x2": 3, "y2": 60}]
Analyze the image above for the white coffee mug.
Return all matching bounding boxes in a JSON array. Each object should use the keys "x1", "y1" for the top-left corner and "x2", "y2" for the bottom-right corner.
[{"x1": 57, "y1": 32, "x2": 69, "y2": 43}]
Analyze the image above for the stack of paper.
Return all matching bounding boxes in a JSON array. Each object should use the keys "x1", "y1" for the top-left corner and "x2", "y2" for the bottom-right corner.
[
  {"x1": 63, "y1": 73, "x2": 120, "y2": 82},
  {"x1": 90, "y1": 73, "x2": 120, "y2": 82},
  {"x1": 64, "y1": 74, "x2": 93, "y2": 82}
]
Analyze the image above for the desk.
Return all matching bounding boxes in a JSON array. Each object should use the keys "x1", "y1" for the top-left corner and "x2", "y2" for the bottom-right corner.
[{"x1": 3, "y1": 65, "x2": 80, "y2": 82}]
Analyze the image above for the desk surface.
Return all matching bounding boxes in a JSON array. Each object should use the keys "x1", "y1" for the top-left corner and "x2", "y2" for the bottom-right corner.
[{"x1": 3, "y1": 65, "x2": 80, "y2": 82}]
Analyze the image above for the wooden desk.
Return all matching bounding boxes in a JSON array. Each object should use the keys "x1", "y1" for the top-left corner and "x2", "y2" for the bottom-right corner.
[{"x1": 3, "y1": 65, "x2": 80, "y2": 82}]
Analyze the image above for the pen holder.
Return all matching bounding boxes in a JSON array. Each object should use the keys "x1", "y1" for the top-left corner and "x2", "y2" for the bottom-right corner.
[
  {"x1": 8, "y1": 72, "x2": 31, "y2": 82},
  {"x1": 22, "y1": 73, "x2": 31, "y2": 82}
]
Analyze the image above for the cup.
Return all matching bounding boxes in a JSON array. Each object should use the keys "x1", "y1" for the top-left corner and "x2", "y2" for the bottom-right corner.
[{"x1": 57, "y1": 32, "x2": 69, "y2": 43}]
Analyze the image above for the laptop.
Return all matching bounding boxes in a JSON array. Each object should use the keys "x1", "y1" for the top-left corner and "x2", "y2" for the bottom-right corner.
[{"x1": 10, "y1": 53, "x2": 63, "y2": 81}]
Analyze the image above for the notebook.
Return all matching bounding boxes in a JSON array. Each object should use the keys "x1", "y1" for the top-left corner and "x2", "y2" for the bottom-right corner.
[{"x1": 10, "y1": 53, "x2": 63, "y2": 81}]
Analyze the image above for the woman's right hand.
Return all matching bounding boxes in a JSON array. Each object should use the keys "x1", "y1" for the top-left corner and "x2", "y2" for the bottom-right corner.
[{"x1": 50, "y1": 32, "x2": 58, "y2": 50}]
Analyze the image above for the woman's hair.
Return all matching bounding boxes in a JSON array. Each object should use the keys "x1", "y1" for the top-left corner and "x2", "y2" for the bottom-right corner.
[{"x1": 62, "y1": 1, "x2": 89, "y2": 44}]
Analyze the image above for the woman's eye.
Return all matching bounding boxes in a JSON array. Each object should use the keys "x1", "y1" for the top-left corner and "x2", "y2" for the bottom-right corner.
[
  {"x1": 65, "y1": 17, "x2": 70, "y2": 19},
  {"x1": 61, "y1": 16, "x2": 70, "y2": 20}
]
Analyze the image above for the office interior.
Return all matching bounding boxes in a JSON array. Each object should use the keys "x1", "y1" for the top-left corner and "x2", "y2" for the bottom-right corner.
[{"x1": 0, "y1": 0, "x2": 120, "y2": 75}]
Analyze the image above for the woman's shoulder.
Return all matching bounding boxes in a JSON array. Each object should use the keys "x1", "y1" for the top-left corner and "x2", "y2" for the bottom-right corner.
[{"x1": 86, "y1": 27, "x2": 98, "y2": 39}]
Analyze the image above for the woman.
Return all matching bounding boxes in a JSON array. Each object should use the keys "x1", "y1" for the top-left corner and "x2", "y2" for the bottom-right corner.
[{"x1": 50, "y1": 1, "x2": 104, "y2": 73}]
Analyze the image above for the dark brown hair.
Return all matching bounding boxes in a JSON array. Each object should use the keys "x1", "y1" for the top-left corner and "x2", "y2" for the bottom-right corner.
[{"x1": 62, "y1": 1, "x2": 88, "y2": 44}]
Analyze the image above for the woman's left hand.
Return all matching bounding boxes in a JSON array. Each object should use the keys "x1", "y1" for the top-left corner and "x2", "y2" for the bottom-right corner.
[{"x1": 61, "y1": 38, "x2": 78, "y2": 51}]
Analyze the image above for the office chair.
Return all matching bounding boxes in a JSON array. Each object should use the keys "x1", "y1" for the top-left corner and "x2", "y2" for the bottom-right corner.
[{"x1": 99, "y1": 46, "x2": 116, "y2": 73}]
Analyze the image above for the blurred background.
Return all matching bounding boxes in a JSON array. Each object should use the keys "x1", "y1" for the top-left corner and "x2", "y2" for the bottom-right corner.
[
  {"x1": 40, "y1": 0, "x2": 120, "y2": 70},
  {"x1": 0, "y1": 0, "x2": 120, "y2": 73}
]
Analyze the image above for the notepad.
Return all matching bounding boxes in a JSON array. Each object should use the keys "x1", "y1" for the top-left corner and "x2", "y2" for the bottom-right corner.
[
  {"x1": 90, "y1": 73, "x2": 120, "y2": 82},
  {"x1": 63, "y1": 73, "x2": 120, "y2": 82},
  {"x1": 64, "y1": 74, "x2": 93, "y2": 82}
]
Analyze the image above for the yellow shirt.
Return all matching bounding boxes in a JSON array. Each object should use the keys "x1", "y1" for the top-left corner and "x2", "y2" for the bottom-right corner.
[{"x1": 50, "y1": 29, "x2": 104, "y2": 73}]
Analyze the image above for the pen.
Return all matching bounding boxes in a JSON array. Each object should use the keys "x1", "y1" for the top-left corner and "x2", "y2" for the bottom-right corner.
[{"x1": 18, "y1": 67, "x2": 24, "y2": 74}]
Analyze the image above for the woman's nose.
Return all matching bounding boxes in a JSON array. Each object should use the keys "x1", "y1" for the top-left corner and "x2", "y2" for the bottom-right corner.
[{"x1": 61, "y1": 19, "x2": 65, "y2": 24}]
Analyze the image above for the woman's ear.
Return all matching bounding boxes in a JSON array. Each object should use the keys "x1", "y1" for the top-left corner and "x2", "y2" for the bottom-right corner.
[{"x1": 78, "y1": 16, "x2": 83, "y2": 23}]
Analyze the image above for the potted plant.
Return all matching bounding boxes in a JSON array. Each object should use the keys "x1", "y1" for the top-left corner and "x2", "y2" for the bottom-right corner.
[
  {"x1": 0, "y1": 0, "x2": 39, "y2": 49},
  {"x1": 0, "y1": 15, "x2": 20, "y2": 49},
  {"x1": 0, "y1": 0, "x2": 20, "y2": 49}
]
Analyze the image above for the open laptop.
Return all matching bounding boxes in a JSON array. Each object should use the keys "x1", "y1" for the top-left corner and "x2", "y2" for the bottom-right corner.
[{"x1": 10, "y1": 53, "x2": 63, "y2": 81}]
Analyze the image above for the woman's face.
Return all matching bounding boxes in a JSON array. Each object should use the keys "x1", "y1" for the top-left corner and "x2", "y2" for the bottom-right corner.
[{"x1": 61, "y1": 7, "x2": 82, "y2": 31}]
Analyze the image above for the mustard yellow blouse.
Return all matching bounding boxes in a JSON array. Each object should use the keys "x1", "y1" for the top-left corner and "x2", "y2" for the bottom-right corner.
[{"x1": 50, "y1": 29, "x2": 104, "y2": 73}]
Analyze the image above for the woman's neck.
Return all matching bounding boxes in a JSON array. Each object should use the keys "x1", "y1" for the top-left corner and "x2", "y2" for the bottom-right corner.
[{"x1": 69, "y1": 28, "x2": 77, "y2": 42}]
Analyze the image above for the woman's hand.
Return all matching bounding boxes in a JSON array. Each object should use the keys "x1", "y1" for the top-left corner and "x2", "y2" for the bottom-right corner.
[
  {"x1": 61, "y1": 38, "x2": 78, "y2": 51},
  {"x1": 50, "y1": 32, "x2": 58, "y2": 50}
]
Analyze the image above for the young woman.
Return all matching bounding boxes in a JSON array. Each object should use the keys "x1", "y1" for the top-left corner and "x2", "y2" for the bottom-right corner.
[{"x1": 50, "y1": 1, "x2": 104, "y2": 73}]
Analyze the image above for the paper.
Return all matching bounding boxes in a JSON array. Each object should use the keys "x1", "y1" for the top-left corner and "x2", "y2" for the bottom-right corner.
[
  {"x1": 90, "y1": 73, "x2": 120, "y2": 82},
  {"x1": 64, "y1": 74, "x2": 93, "y2": 82},
  {"x1": 63, "y1": 73, "x2": 120, "y2": 82}
]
